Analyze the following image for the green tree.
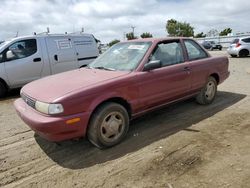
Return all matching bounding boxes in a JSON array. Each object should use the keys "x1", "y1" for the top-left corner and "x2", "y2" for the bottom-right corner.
[
  {"x1": 194, "y1": 32, "x2": 206, "y2": 38},
  {"x1": 108, "y1": 39, "x2": 120, "y2": 47},
  {"x1": 219, "y1": 28, "x2": 232, "y2": 36},
  {"x1": 126, "y1": 32, "x2": 137, "y2": 40},
  {"x1": 140, "y1": 32, "x2": 153, "y2": 38},
  {"x1": 166, "y1": 19, "x2": 194, "y2": 37}
]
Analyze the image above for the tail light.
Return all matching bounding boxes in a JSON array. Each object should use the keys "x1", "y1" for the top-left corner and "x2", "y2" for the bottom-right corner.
[{"x1": 236, "y1": 42, "x2": 241, "y2": 48}]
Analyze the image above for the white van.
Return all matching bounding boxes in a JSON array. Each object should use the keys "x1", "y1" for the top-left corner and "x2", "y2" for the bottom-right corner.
[{"x1": 0, "y1": 33, "x2": 99, "y2": 97}]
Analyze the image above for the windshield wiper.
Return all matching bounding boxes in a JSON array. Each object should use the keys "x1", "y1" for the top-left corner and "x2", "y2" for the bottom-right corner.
[{"x1": 94, "y1": 66, "x2": 115, "y2": 71}]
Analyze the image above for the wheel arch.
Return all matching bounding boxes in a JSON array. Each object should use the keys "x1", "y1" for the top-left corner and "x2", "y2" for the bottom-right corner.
[
  {"x1": 209, "y1": 73, "x2": 219, "y2": 84},
  {"x1": 89, "y1": 97, "x2": 132, "y2": 121}
]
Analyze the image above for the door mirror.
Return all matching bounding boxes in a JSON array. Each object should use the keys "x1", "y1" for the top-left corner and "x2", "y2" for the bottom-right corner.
[
  {"x1": 6, "y1": 50, "x2": 15, "y2": 60},
  {"x1": 143, "y1": 60, "x2": 161, "y2": 71}
]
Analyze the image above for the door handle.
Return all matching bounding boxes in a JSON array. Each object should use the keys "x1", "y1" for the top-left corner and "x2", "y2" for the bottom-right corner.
[
  {"x1": 54, "y1": 55, "x2": 58, "y2": 61},
  {"x1": 183, "y1": 67, "x2": 190, "y2": 71},
  {"x1": 33, "y1": 57, "x2": 41, "y2": 62}
]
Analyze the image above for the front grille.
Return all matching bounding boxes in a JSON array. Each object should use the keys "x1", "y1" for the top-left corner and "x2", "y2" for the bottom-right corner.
[{"x1": 21, "y1": 93, "x2": 36, "y2": 109}]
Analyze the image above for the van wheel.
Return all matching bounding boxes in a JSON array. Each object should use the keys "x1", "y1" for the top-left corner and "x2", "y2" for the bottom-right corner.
[
  {"x1": 0, "y1": 82, "x2": 7, "y2": 98},
  {"x1": 87, "y1": 102, "x2": 129, "y2": 149},
  {"x1": 196, "y1": 77, "x2": 217, "y2": 105}
]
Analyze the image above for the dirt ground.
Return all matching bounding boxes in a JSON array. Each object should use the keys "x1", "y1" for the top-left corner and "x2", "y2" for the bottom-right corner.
[{"x1": 1, "y1": 50, "x2": 250, "y2": 188}]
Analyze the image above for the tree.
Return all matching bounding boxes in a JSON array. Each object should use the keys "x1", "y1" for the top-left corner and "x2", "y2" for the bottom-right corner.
[
  {"x1": 140, "y1": 32, "x2": 153, "y2": 38},
  {"x1": 207, "y1": 29, "x2": 219, "y2": 37},
  {"x1": 194, "y1": 32, "x2": 206, "y2": 38},
  {"x1": 108, "y1": 39, "x2": 120, "y2": 47},
  {"x1": 126, "y1": 32, "x2": 137, "y2": 40},
  {"x1": 166, "y1": 19, "x2": 194, "y2": 37},
  {"x1": 219, "y1": 28, "x2": 232, "y2": 36}
]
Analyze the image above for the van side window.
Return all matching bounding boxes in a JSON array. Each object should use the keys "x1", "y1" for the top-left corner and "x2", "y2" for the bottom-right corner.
[
  {"x1": 6, "y1": 39, "x2": 37, "y2": 61},
  {"x1": 151, "y1": 40, "x2": 184, "y2": 68},
  {"x1": 184, "y1": 40, "x2": 208, "y2": 61}
]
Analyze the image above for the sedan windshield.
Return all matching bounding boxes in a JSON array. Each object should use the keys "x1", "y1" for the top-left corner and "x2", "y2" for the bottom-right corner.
[
  {"x1": 89, "y1": 42, "x2": 152, "y2": 71},
  {"x1": 0, "y1": 41, "x2": 6, "y2": 48}
]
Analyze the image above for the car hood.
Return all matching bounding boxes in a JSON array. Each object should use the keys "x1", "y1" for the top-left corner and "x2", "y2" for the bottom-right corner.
[{"x1": 22, "y1": 68, "x2": 130, "y2": 102}]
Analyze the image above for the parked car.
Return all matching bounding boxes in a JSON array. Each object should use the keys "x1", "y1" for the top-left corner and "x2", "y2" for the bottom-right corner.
[
  {"x1": 14, "y1": 38, "x2": 230, "y2": 148},
  {"x1": 227, "y1": 37, "x2": 250, "y2": 57},
  {"x1": 0, "y1": 33, "x2": 99, "y2": 97},
  {"x1": 208, "y1": 41, "x2": 222, "y2": 50},
  {"x1": 200, "y1": 41, "x2": 222, "y2": 51},
  {"x1": 200, "y1": 41, "x2": 212, "y2": 49}
]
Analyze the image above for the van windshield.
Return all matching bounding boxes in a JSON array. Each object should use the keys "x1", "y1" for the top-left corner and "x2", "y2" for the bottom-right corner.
[{"x1": 88, "y1": 42, "x2": 152, "y2": 71}]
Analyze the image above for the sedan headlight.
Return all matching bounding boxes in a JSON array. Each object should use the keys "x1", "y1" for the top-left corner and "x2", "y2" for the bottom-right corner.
[{"x1": 35, "y1": 101, "x2": 64, "y2": 115}]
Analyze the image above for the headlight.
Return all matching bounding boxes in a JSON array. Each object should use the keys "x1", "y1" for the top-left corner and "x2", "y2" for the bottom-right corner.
[{"x1": 35, "y1": 101, "x2": 64, "y2": 115}]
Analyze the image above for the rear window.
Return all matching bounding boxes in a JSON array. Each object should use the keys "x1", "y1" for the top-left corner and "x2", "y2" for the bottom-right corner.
[
  {"x1": 242, "y1": 38, "x2": 250, "y2": 43},
  {"x1": 231, "y1": 39, "x2": 239, "y2": 44}
]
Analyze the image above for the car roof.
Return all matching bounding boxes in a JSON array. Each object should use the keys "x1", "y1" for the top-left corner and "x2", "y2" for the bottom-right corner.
[{"x1": 121, "y1": 37, "x2": 192, "y2": 43}]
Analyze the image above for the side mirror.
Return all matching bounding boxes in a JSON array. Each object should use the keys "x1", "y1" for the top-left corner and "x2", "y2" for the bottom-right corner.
[
  {"x1": 143, "y1": 60, "x2": 161, "y2": 71},
  {"x1": 6, "y1": 50, "x2": 15, "y2": 59}
]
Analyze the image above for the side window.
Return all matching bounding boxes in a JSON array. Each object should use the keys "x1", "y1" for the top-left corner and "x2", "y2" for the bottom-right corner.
[
  {"x1": 151, "y1": 40, "x2": 184, "y2": 67},
  {"x1": 242, "y1": 38, "x2": 250, "y2": 43},
  {"x1": 0, "y1": 53, "x2": 3, "y2": 63},
  {"x1": 184, "y1": 40, "x2": 208, "y2": 61},
  {"x1": 7, "y1": 39, "x2": 37, "y2": 61}
]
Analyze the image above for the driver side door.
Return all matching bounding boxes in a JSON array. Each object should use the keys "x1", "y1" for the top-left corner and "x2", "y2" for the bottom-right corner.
[
  {"x1": 3, "y1": 39, "x2": 44, "y2": 87},
  {"x1": 136, "y1": 40, "x2": 191, "y2": 110}
]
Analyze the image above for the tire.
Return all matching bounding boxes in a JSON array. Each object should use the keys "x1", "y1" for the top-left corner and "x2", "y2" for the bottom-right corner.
[
  {"x1": 196, "y1": 77, "x2": 217, "y2": 105},
  {"x1": 87, "y1": 102, "x2": 129, "y2": 149},
  {"x1": 230, "y1": 54, "x2": 237, "y2": 58},
  {"x1": 219, "y1": 48, "x2": 222, "y2": 51},
  {"x1": 0, "y1": 81, "x2": 7, "y2": 98},
  {"x1": 239, "y1": 49, "x2": 249, "y2": 57}
]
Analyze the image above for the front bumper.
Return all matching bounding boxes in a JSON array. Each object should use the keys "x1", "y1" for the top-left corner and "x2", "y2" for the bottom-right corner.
[{"x1": 14, "y1": 98, "x2": 90, "y2": 142}]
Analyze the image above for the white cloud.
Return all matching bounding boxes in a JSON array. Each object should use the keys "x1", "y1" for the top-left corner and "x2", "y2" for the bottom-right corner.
[{"x1": 0, "y1": 0, "x2": 249, "y2": 43}]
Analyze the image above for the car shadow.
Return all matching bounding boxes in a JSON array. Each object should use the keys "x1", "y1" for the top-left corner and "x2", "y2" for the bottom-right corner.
[
  {"x1": 0, "y1": 88, "x2": 20, "y2": 101},
  {"x1": 35, "y1": 91, "x2": 246, "y2": 169}
]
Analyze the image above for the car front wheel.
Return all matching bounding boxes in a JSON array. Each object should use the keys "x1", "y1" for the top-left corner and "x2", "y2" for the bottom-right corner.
[
  {"x1": 196, "y1": 76, "x2": 217, "y2": 105},
  {"x1": 87, "y1": 102, "x2": 129, "y2": 149}
]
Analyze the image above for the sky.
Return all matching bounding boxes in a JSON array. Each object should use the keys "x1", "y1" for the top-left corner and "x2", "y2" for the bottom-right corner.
[{"x1": 0, "y1": 0, "x2": 250, "y2": 43}]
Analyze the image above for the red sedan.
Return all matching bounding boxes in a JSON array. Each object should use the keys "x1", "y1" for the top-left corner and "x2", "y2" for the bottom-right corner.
[{"x1": 14, "y1": 38, "x2": 230, "y2": 148}]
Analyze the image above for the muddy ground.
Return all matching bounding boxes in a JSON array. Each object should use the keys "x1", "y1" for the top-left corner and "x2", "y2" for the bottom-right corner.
[{"x1": 1, "y1": 50, "x2": 250, "y2": 188}]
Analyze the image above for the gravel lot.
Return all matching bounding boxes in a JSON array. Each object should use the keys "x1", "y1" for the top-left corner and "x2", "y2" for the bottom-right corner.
[{"x1": 1, "y1": 50, "x2": 250, "y2": 188}]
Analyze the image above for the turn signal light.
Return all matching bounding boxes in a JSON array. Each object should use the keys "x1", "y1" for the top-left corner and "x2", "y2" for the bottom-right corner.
[{"x1": 66, "y1": 118, "x2": 81, "y2": 124}]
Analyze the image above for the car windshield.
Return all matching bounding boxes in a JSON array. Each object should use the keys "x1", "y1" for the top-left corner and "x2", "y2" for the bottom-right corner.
[
  {"x1": 0, "y1": 41, "x2": 6, "y2": 48},
  {"x1": 88, "y1": 42, "x2": 152, "y2": 71}
]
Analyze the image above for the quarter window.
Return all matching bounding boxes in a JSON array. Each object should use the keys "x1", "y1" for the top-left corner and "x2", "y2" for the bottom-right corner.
[
  {"x1": 151, "y1": 40, "x2": 184, "y2": 68},
  {"x1": 7, "y1": 39, "x2": 37, "y2": 61},
  {"x1": 184, "y1": 40, "x2": 208, "y2": 61}
]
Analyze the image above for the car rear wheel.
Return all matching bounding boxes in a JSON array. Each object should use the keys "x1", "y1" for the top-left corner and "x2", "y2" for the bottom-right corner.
[
  {"x1": 87, "y1": 102, "x2": 129, "y2": 149},
  {"x1": 239, "y1": 49, "x2": 249, "y2": 57},
  {"x1": 230, "y1": 54, "x2": 237, "y2": 58},
  {"x1": 196, "y1": 77, "x2": 217, "y2": 105},
  {"x1": 0, "y1": 81, "x2": 7, "y2": 98}
]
